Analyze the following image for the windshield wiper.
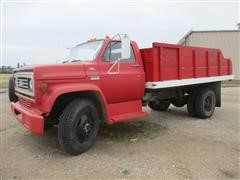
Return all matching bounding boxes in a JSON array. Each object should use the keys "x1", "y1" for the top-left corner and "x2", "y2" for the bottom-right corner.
[
  {"x1": 71, "y1": 60, "x2": 82, "y2": 62},
  {"x1": 62, "y1": 60, "x2": 68, "y2": 64},
  {"x1": 62, "y1": 60, "x2": 82, "y2": 63}
]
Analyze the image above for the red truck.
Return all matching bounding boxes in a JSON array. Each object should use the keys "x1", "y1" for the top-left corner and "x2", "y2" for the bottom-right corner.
[{"x1": 9, "y1": 35, "x2": 233, "y2": 155}]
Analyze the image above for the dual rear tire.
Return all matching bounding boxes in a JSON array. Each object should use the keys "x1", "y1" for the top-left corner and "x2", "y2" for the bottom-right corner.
[
  {"x1": 148, "y1": 88, "x2": 216, "y2": 119},
  {"x1": 187, "y1": 88, "x2": 216, "y2": 119}
]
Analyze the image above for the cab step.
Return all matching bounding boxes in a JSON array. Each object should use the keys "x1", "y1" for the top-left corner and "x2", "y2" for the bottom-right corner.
[{"x1": 111, "y1": 111, "x2": 148, "y2": 123}]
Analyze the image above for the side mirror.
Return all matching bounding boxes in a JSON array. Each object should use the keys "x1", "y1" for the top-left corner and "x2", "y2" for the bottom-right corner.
[{"x1": 121, "y1": 34, "x2": 131, "y2": 59}]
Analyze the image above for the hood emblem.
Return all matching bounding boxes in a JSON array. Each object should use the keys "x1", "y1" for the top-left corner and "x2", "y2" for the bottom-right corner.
[
  {"x1": 90, "y1": 75, "x2": 100, "y2": 80},
  {"x1": 88, "y1": 67, "x2": 96, "y2": 71}
]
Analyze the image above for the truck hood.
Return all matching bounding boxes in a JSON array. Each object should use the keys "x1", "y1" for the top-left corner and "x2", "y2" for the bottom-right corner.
[{"x1": 14, "y1": 63, "x2": 86, "y2": 80}]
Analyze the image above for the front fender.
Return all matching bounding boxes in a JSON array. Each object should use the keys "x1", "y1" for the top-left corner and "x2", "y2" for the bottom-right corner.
[{"x1": 39, "y1": 83, "x2": 109, "y2": 119}]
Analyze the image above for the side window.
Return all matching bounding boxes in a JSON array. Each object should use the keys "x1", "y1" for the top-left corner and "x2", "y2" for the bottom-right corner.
[{"x1": 103, "y1": 42, "x2": 135, "y2": 62}]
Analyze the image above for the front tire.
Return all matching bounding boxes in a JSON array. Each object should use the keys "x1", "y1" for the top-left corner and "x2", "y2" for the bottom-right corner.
[{"x1": 58, "y1": 99, "x2": 99, "y2": 155}]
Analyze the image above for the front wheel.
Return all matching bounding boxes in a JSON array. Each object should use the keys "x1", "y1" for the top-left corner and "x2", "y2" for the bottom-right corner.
[{"x1": 58, "y1": 99, "x2": 99, "y2": 155}]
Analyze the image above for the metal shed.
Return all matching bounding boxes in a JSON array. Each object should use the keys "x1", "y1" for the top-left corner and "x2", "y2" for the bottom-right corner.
[{"x1": 178, "y1": 30, "x2": 240, "y2": 80}]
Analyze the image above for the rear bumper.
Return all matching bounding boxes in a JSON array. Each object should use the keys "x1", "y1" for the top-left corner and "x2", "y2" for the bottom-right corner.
[{"x1": 11, "y1": 102, "x2": 44, "y2": 135}]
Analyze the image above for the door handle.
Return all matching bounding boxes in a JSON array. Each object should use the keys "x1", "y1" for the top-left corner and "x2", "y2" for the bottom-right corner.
[{"x1": 131, "y1": 64, "x2": 141, "y2": 67}]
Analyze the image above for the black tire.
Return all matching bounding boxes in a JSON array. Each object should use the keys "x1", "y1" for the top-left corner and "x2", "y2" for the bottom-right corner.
[
  {"x1": 148, "y1": 100, "x2": 170, "y2": 111},
  {"x1": 58, "y1": 99, "x2": 99, "y2": 155},
  {"x1": 8, "y1": 77, "x2": 18, "y2": 102},
  {"x1": 44, "y1": 118, "x2": 56, "y2": 130},
  {"x1": 187, "y1": 91, "x2": 198, "y2": 117},
  {"x1": 195, "y1": 88, "x2": 216, "y2": 119},
  {"x1": 172, "y1": 98, "x2": 186, "y2": 107},
  {"x1": 44, "y1": 124, "x2": 54, "y2": 131}
]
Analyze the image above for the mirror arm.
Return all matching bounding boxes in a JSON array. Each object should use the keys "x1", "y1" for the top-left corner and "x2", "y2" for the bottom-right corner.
[{"x1": 109, "y1": 43, "x2": 112, "y2": 61}]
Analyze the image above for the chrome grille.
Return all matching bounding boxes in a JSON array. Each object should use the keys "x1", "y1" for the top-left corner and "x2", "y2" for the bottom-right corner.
[
  {"x1": 15, "y1": 77, "x2": 30, "y2": 89},
  {"x1": 14, "y1": 71, "x2": 34, "y2": 98}
]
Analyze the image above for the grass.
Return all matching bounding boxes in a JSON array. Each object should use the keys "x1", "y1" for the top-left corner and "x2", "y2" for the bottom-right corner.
[
  {"x1": 99, "y1": 120, "x2": 167, "y2": 142},
  {"x1": 121, "y1": 169, "x2": 130, "y2": 176},
  {"x1": 0, "y1": 73, "x2": 12, "y2": 89}
]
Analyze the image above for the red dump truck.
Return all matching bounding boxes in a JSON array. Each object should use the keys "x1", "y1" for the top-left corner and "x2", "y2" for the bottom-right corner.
[{"x1": 9, "y1": 35, "x2": 233, "y2": 155}]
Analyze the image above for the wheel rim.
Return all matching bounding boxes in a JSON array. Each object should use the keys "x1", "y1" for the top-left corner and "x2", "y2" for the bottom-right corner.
[
  {"x1": 204, "y1": 95, "x2": 213, "y2": 112},
  {"x1": 75, "y1": 112, "x2": 95, "y2": 143}
]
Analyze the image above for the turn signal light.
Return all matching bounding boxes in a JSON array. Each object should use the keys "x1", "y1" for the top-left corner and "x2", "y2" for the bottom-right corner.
[{"x1": 39, "y1": 83, "x2": 48, "y2": 92}]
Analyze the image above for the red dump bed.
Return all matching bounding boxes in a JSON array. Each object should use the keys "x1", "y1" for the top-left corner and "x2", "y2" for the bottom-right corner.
[{"x1": 140, "y1": 42, "x2": 232, "y2": 82}]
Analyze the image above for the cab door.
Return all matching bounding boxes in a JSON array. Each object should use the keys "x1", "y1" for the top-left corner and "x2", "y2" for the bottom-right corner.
[{"x1": 99, "y1": 41, "x2": 145, "y2": 104}]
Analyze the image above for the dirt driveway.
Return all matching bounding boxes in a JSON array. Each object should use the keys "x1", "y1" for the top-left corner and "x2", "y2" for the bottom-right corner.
[{"x1": 1, "y1": 87, "x2": 239, "y2": 179}]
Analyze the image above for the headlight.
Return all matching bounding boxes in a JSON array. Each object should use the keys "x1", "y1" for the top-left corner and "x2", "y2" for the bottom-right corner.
[{"x1": 29, "y1": 79, "x2": 33, "y2": 91}]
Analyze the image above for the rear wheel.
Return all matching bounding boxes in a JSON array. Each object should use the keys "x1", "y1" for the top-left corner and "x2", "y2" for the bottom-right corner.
[
  {"x1": 195, "y1": 88, "x2": 216, "y2": 119},
  {"x1": 58, "y1": 99, "x2": 99, "y2": 155},
  {"x1": 148, "y1": 100, "x2": 170, "y2": 111}
]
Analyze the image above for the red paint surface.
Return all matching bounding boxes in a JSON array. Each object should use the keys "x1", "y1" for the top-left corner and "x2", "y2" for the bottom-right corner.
[
  {"x1": 140, "y1": 42, "x2": 232, "y2": 82},
  {"x1": 11, "y1": 102, "x2": 44, "y2": 135}
]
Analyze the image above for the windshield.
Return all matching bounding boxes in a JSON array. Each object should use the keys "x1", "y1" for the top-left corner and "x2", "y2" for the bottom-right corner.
[{"x1": 65, "y1": 40, "x2": 104, "y2": 62}]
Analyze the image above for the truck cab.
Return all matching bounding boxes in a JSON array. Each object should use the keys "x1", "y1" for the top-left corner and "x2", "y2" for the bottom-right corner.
[{"x1": 10, "y1": 35, "x2": 148, "y2": 155}]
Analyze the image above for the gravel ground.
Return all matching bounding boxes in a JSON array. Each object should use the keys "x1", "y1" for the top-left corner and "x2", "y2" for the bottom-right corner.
[{"x1": 1, "y1": 87, "x2": 240, "y2": 179}]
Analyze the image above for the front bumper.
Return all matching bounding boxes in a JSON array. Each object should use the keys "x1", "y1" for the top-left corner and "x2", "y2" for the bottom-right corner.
[{"x1": 11, "y1": 102, "x2": 44, "y2": 135}]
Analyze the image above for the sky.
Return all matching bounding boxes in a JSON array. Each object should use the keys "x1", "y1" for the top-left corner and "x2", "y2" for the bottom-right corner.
[{"x1": 1, "y1": 1, "x2": 240, "y2": 67}]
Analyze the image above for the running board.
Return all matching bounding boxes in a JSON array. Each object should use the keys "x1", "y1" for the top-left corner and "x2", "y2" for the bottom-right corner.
[
  {"x1": 107, "y1": 100, "x2": 148, "y2": 123},
  {"x1": 111, "y1": 111, "x2": 148, "y2": 123}
]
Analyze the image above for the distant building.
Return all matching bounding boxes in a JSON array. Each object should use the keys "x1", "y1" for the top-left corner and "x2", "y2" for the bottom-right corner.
[{"x1": 178, "y1": 29, "x2": 240, "y2": 80}]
